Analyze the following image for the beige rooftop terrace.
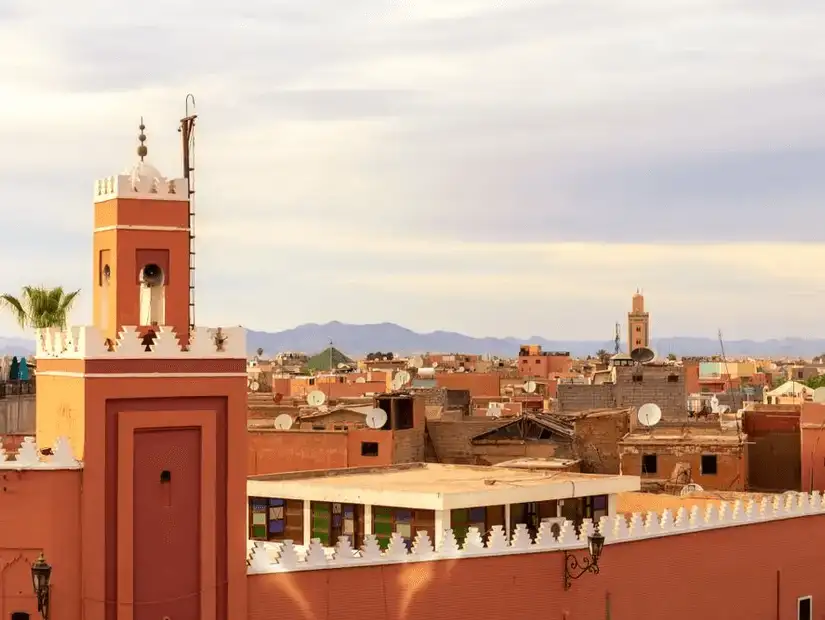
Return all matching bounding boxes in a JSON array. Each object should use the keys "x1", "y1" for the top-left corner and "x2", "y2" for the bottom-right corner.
[{"x1": 247, "y1": 462, "x2": 640, "y2": 510}]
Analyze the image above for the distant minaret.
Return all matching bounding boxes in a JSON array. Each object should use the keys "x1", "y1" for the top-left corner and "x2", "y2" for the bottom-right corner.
[{"x1": 628, "y1": 290, "x2": 650, "y2": 353}]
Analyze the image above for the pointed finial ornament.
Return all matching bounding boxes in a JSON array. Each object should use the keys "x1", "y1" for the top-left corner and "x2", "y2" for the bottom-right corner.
[{"x1": 137, "y1": 117, "x2": 148, "y2": 161}]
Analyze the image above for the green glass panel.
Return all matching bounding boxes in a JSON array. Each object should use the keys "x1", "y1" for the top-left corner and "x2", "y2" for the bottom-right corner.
[
  {"x1": 374, "y1": 506, "x2": 392, "y2": 518},
  {"x1": 374, "y1": 522, "x2": 393, "y2": 535},
  {"x1": 251, "y1": 525, "x2": 266, "y2": 539},
  {"x1": 451, "y1": 509, "x2": 469, "y2": 524},
  {"x1": 313, "y1": 516, "x2": 330, "y2": 529}
]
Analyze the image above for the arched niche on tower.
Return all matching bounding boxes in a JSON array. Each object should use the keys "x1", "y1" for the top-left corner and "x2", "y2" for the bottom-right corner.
[
  {"x1": 139, "y1": 262, "x2": 166, "y2": 326},
  {"x1": 135, "y1": 249, "x2": 170, "y2": 327}
]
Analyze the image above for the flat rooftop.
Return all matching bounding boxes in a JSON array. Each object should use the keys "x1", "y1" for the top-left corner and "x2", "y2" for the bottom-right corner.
[{"x1": 248, "y1": 463, "x2": 640, "y2": 511}]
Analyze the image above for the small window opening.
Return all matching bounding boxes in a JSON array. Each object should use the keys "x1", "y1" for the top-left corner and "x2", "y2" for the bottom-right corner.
[
  {"x1": 641, "y1": 454, "x2": 657, "y2": 475},
  {"x1": 361, "y1": 442, "x2": 379, "y2": 457},
  {"x1": 160, "y1": 470, "x2": 171, "y2": 483},
  {"x1": 668, "y1": 374, "x2": 679, "y2": 382},
  {"x1": 700, "y1": 454, "x2": 718, "y2": 475},
  {"x1": 632, "y1": 374, "x2": 643, "y2": 383},
  {"x1": 11, "y1": 612, "x2": 31, "y2": 620},
  {"x1": 798, "y1": 596, "x2": 812, "y2": 620},
  {"x1": 394, "y1": 399, "x2": 414, "y2": 430}
]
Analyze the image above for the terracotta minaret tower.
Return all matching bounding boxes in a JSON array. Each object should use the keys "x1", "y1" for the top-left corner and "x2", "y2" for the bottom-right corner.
[
  {"x1": 92, "y1": 119, "x2": 191, "y2": 344},
  {"x1": 36, "y1": 117, "x2": 248, "y2": 620},
  {"x1": 628, "y1": 289, "x2": 650, "y2": 353}
]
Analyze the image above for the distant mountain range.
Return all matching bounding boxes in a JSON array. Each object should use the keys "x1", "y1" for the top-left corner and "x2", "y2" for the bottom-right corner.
[
  {"x1": 4, "y1": 322, "x2": 825, "y2": 359},
  {"x1": 0, "y1": 336, "x2": 36, "y2": 358},
  {"x1": 245, "y1": 322, "x2": 825, "y2": 359}
]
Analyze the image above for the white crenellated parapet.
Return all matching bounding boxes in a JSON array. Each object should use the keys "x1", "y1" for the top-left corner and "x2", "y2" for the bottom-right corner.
[
  {"x1": 247, "y1": 494, "x2": 825, "y2": 575},
  {"x1": 94, "y1": 160, "x2": 189, "y2": 204},
  {"x1": 0, "y1": 436, "x2": 82, "y2": 470},
  {"x1": 35, "y1": 325, "x2": 247, "y2": 359}
]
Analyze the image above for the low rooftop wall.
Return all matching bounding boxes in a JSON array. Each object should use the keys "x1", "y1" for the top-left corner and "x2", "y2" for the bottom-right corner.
[{"x1": 247, "y1": 491, "x2": 820, "y2": 574}]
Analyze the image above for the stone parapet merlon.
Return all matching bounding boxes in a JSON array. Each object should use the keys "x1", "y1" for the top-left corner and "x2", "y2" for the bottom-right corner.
[
  {"x1": 247, "y1": 491, "x2": 825, "y2": 574},
  {"x1": 0, "y1": 436, "x2": 82, "y2": 470},
  {"x1": 93, "y1": 171, "x2": 189, "y2": 203},
  {"x1": 35, "y1": 325, "x2": 246, "y2": 360}
]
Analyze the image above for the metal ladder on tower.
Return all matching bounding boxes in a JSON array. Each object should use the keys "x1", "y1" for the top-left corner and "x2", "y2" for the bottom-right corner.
[{"x1": 180, "y1": 95, "x2": 198, "y2": 335}]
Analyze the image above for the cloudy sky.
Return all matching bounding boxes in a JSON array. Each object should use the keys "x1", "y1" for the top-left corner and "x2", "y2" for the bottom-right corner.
[{"x1": 2, "y1": 0, "x2": 825, "y2": 340}]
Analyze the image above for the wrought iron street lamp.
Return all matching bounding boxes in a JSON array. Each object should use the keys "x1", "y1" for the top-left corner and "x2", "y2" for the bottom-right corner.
[
  {"x1": 31, "y1": 552, "x2": 51, "y2": 619},
  {"x1": 563, "y1": 532, "x2": 605, "y2": 590}
]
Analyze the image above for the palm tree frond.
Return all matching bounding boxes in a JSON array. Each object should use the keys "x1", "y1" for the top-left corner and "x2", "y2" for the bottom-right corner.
[
  {"x1": 0, "y1": 294, "x2": 28, "y2": 329},
  {"x1": 1, "y1": 287, "x2": 81, "y2": 330}
]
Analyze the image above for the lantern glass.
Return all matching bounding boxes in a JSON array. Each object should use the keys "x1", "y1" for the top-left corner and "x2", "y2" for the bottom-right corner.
[
  {"x1": 31, "y1": 553, "x2": 51, "y2": 594},
  {"x1": 587, "y1": 533, "x2": 605, "y2": 563}
]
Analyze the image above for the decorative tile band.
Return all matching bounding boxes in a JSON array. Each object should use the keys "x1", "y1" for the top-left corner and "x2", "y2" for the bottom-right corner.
[
  {"x1": 247, "y1": 491, "x2": 825, "y2": 574},
  {"x1": 0, "y1": 436, "x2": 82, "y2": 470},
  {"x1": 35, "y1": 325, "x2": 246, "y2": 359}
]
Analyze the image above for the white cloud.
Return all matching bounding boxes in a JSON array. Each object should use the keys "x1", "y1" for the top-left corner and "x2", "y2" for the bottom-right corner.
[{"x1": 2, "y1": 0, "x2": 825, "y2": 343}]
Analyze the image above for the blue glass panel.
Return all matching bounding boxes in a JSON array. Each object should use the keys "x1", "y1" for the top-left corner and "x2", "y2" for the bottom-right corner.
[
  {"x1": 269, "y1": 498, "x2": 285, "y2": 506},
  {"x1": 269, "y1": 520, "x2": 284, "y2": 533},
  {"x1": 469, "y1": 507, "x2": 486, "y2": 521},
  {"x1": 395, "y1": 510, "x2": 412, "y2": 522}
]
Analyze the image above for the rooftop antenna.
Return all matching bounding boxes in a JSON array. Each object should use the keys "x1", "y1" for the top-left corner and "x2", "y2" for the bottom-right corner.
[
  {"x1": 179, "y1": 95, "x2": 198, "y2": 335},
  {"x1": 614, "y1": 322, "x2": 621, "y2": 355}
]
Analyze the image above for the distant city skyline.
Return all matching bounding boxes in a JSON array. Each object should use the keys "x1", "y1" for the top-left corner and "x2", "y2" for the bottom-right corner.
[{"x1": 3, "y1": 1, "x2": 825, "y2": 340}]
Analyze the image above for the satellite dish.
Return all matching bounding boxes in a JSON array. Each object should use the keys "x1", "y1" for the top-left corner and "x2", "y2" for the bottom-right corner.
[
  {"x1": 814, "y1": 387, "x2": 825, "y2": 403},
  {"x1": 250, "y1": 380, "x2": 260, "y2": 392},
  {"x1": 337, "y1": 362, "x2": 346, "y2": 369},
  {"x1": 630, "y1": 347, "x2": 656, "y2": 364},
  {"x1": 456, "y1": 367, "x2": 466, "y2": 373},
  {"x1": 307, "y1": 390, "x2": 326, "y2": 407},
  {"x1": 396, "y1": 370, "x2": 411, "y2": 385},
  {"x1": 410, "y1": 356, "x2": 423, "y2": 368},
  {"x1": 391, "y1": 376, "x2": 404, "y2": 391},
  {"x1": 274, "y1": 414, "x2": 294, "y2": 430},
  {"x1": 679, "y1": 483, "x2": 704, "y2": 496},
  {"x1": 523, "y1": 381, "x2": 537, "y2": 394},
  {"x1": 365, "y1": 407, "x2": 388, "y2": 429},
  {"x1": 637, "y1": 403, "x2": 662, "y2": 427},
  {"x1": 432, "y1": 362, "x2": 439, "y2": 368},
  {"x1": 356, "y1": 377, "x2": 366, "y2": 384},
  {"x1": 710, "y1": 395, "x2": 720, "y2": 414}
]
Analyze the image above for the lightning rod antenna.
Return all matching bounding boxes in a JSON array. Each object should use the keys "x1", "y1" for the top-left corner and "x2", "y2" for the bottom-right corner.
[{"x1": 179, "y1": 95, "x2": 198, "y2": 335}]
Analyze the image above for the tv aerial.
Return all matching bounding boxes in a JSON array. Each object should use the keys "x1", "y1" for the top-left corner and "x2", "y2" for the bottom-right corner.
[
  {"x1": 273, "y1": 414, "x2": 294, "y2": 430},
  {"x1": 365, "y1": 407, "x2": 388, "y2": 429},
  {"x1": 523, "y1": 380, "x2": 537, "y2": 394},
  {"x1": 306, "y1": 390, "x2": 326, "y2": 407},
  {"x1": 637, "y1": 403, "x2": 662, "y2": 427}
]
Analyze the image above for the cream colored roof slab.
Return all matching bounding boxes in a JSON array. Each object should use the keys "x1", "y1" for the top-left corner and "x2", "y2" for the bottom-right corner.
[{"x1": 247, "y1": 463, "x2": 640, "y2": 511}]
